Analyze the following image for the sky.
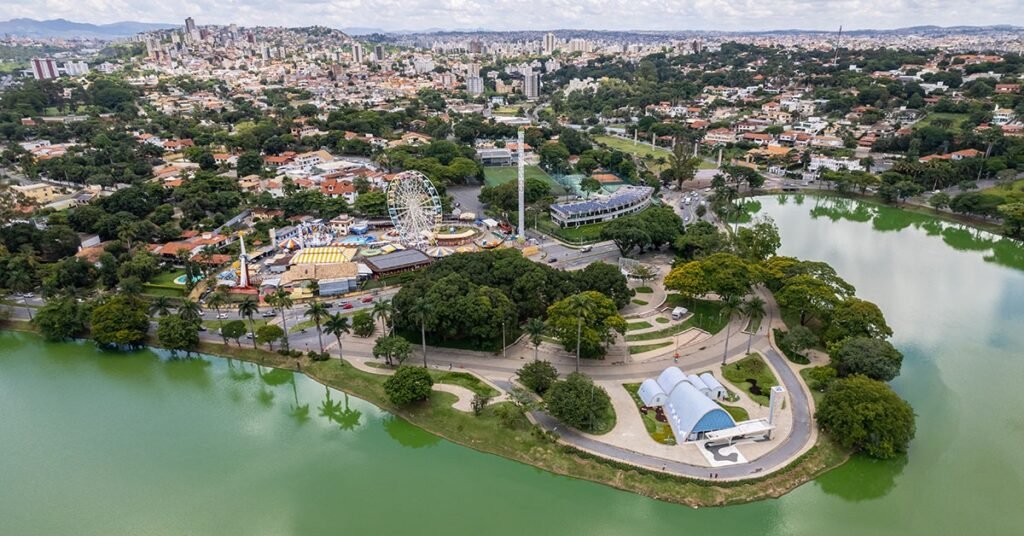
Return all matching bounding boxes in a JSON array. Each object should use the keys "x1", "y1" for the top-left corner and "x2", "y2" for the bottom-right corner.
[{"x1": 3, "y1": 0, "x2": 1022, "y2": 32}]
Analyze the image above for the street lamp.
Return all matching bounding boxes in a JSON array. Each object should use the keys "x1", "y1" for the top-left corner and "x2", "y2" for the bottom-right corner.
[{"x1": 502, "y1": 319, "x2": 506, "y2": 359}]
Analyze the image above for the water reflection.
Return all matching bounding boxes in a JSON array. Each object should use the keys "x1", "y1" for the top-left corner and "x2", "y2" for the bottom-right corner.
[
  {"x1": 318, "y1": 386, "x2": 362, "y2": 430},
  {"x1": 383, "y1": 415, "x2": 440, "y2": 449},
  {"x1": 815, "y1": 455, "x2": 908, "y2": 503},
  {"x1": 800, "y1": 196, "x2": 1024, "y2": 272}
]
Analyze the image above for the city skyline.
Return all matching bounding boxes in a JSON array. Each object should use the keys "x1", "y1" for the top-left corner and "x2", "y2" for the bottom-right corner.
[{"x1": 2, "y1": 0, "x2": 1022, "y2": 34}]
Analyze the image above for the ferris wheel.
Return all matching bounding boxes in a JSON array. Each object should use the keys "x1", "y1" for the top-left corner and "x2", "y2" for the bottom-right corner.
[{"x1": 384, "y1": 170, "x2": 443, "y2": 248}]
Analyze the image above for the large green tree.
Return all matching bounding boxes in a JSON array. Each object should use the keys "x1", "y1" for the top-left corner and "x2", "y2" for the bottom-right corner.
[
  {"x1": 516, "y1": 360, "x2": 559, "y2": 394},
  {"x1": 545, "y1": 372, "x2": 613, "y2": 433},
  {"x1": 546, "y1": 291, "x2": 627, "y2": 361},
  {"x1": 817, "y1": 375, "x2": 915, "y2": 459},
  {"x1": 90, "y1": 295, "x2": 149, "y2": 349},
  {"x1": 383, "y1": 365, "x2": 433, "y2": 405},
  {"x1": 33, "y1": 297, "x2": 87, "y2": 341},
  {"x1": 833, "y1": 337, "x2": 904, "y2": 382},
  {"x1": 157, "y1": 315, "x2": 200, "y2": 355},
  {"x1": 825, "y1": 298, "x2": 893, "y2": 344}
]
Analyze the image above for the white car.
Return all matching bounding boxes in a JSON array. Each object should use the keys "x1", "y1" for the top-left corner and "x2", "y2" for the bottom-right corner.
[{"x1": 217, "y1": 313, "x2": 229, "y2": 319}]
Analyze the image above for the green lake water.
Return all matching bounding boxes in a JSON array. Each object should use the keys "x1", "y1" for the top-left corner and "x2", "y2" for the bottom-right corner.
[{"x1": 2, "y1": 195, "x2": 1022, "y2": 534}]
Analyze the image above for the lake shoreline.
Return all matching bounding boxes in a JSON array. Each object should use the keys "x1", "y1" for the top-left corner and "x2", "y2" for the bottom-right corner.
[{"x1": 0, "y1": 320, "x2": 850, "y2": 508}]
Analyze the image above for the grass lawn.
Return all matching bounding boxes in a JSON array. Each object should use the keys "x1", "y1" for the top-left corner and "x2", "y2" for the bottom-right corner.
[
  {"x1": 289, "y1": 318, "x2": 318, "y2": 333},
  {"x1": 153, "y1": 269, "x2": 185, "y2": 284},
  {"x1": 142, "y1": 285, "x2": 185, "y2": 298},
  {"x1": 655, "y1": 317, "x2": 670, "y2": 324},
  {"x1": 430, "y1": 370, "x2": 500, "y2": 397},
  {"x1": 913, "y1": 112, "x2": 969, "y2": 130},
  {"x1": 634, "y1": 297, "x2": 728, "y2": 338},
  {"x1": 623, "y1": 383, "x2": 677, "y2": 445},
  {"x1": 718, "y1": 402, "x2": 750, "y2": 422},
  {"x1": 745, "y1": 316, "x2": 762, "y2": 333},
  {"x1": 722, "y1": 354, "x2": 779, "y2": 406},
  {"x1": 626, "y1": 320, "x2": 653, "y2": 331},
  {"x1": 535, "y1": 213, "x2": 609, "y2": 244},
  {"x1": 484, "y1": 165, "x2": 566, "y2": 194},
  {"x1": 629, "y1": 341, "x2": 673, "y2": 354},
  {"x1": 492, "y1": 105, "x2": 521, "y2": 116},
  {"x1": 594, "y1": 135, "x2": 718, "y2": 173},
  {"x1": 203, "y1": 318, "x2": 267, "y2": 331},
  {"x1": 631, "y1": 299, "x2": 649, "y2": 306},
  {"x1": 635, "y1": 286, "x2": 654, "y2": 294}
]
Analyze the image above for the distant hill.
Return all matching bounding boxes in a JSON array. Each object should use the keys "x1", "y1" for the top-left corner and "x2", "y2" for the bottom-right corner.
[{"x1": 0, "y1": 18, "x2": 175, "y2": 39}]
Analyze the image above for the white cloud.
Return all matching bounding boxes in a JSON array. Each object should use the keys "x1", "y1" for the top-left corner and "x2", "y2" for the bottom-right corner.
[{"x1": 3, "y1": 0, "x2": 1021, "y2": 31}]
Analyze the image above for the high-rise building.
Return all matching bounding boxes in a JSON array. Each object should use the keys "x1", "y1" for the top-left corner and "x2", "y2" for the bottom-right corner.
[
  {"x1": 569, "y1": 38, "x2": 588, "y2": 53},
  {"x1": 352, "y1": 43, "x2": 364, "y2": 64},
  {"x1": 30, "y1": 58, "x2": 60, "y2": 80},
  {"x1": 542, "y1": 32, "x2": 556, "y2": 55},
  {"x1": 63, "y1": 61, "x2": 90, "y2": 77},
  {"x1": 466, "y1": 76, "x2": 484, "y2": 96},
  {"x1": 469, "y1": 40, "x2": 482, "y2": 54},
  {"x1": 374, "y1": 45, "x2": 384, "y2": 62},
  {"x1": 184, "y1": 17, "x2": 196, "y2": 33},
  {"x1": 524, "y1": 71, "x2": 541, "y2": 100},
  {"x1": 467, "y1": 62, "x2": 480, "y2": 78}
]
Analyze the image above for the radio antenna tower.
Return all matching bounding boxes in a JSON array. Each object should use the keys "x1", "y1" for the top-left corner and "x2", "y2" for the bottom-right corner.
[{"x1": 833, "y1": 25, "x2": 843, "y2": 68}]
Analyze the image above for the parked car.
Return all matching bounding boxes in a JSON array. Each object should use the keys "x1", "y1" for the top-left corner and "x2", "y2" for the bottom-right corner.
[
  {"x1": 216, "y1": 313, "x2": 229, "y2": 319},
  {"x1": 547, "y1": 257, "x2": 558, "y2": 263},
  {"x1": 261, "y1": 311, "x2": 277, "y2": 318},
  {"x1": 360, "y1": 295, "x2": 374, "y2": 303}
]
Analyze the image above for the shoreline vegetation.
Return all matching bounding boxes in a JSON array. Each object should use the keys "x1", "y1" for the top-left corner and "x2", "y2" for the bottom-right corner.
[
  {"x1": 0, "y1": 319, "x2": 850, "y2": 507},
  {"x1": 753, "y1": 189, "x2": 1008, "y2": 236}
]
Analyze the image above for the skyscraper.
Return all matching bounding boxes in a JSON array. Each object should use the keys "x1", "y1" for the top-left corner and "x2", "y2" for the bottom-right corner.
[
  {"x1": 352, "y1": 43, "x2": 364, "y2": 64},
  {"x1": 374, "y1": 45, "x2": 384, "y2": 62},
  {"x1": 184, "y1": 17, "x2": 196, "y2": 33},
  {"x1": 467, "y1": 62, "x2": 480, "y2": 78},
  {"x1": 542, "y1": 32, "x2": 556, "y2": 55},
  {"x1": 524, "y1": 71, "x2": 541, "y2": 100}
]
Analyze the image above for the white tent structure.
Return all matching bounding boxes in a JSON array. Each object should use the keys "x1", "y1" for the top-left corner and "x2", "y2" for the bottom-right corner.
[
  {"x1": 687, "y1": 374, "x2": 710, "y2": 396},
  {"x1": 638, "y1": 379, "x2": 667, "y2": 407},
  {"x1": 699, "y1": 373, "x2": 728, "y2": 400}
]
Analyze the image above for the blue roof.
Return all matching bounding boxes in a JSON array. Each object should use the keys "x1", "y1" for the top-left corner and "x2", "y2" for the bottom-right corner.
[
  {"x1": 665, "y1": 381, "x2": 735, "y2": 441},
  {"x1": 551, "y1": 185, "x2": 653, "y2": 215}
]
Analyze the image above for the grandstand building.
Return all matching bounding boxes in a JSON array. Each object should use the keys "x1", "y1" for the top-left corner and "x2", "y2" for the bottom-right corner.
[{"x1": 549, "y1": 185, "x2": 654, "y2": 228}]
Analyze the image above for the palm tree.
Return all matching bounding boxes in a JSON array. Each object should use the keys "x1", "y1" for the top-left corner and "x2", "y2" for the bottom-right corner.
[
  {"x1": 565, "y1": 293, "x2": 597, "y2": 373},
  {"x1": 372, "y1": 299, "x2": 395, "y2": 335},
  {"x1": 178, "y1": 298, "x2": 202, "y2": 325},
  {"x1": 741, "y1": 296, "x2": 767, "y2": 354},
  {"x1": 524, "y1": 317, "x2": 546, "y2": 361},
  {"x1": 304, "y1": 301, "x2": 329, "y2": 355},
  {"x1": 206, "y1": 290, "x2": 228, "y2": 344},
  {"x1": 407, "y1": 301, "x2": 432, "y2": 367},
  {"x1": 307, "y1": 280, "x2": 320, "y2": 300},
  {"x1": 324, "y1": 313, "x2": 351, "y2": 364},
  {"x1": 720, "y1": 295, "x2": 744, "y2": 365},
  {"x1": 237, "y1": 296, "x2": 259, "y2": 349},
  {"x1": 267, "y1": 288, "x2": 294, "y2": 352},
  {"x1": 149, "y1": 296, "x2": 173, "y2": 317}
]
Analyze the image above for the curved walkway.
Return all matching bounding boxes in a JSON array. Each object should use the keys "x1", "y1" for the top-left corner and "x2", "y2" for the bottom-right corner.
[{"x1": 180, "y1": 286, "x2": 815, "y2": 481}]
